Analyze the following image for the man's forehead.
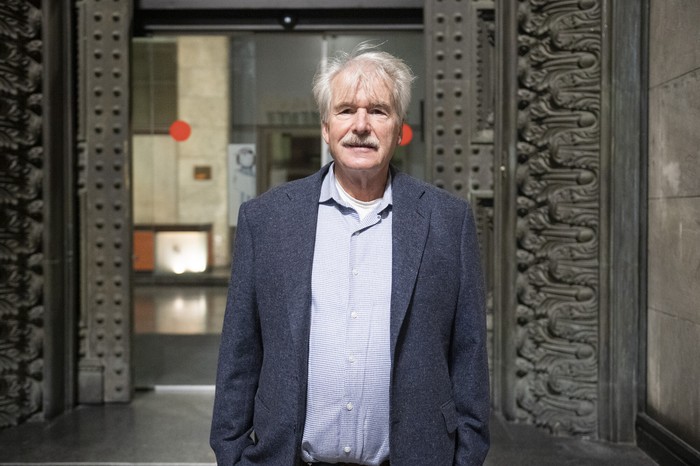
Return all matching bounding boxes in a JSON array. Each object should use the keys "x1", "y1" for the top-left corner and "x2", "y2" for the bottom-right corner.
[
  {"x1": 332, "y1": 90, "x2": 392, "y2": 107},
  {"x1": 331, "y1": 71, "x2": 394, "y2": 108}
]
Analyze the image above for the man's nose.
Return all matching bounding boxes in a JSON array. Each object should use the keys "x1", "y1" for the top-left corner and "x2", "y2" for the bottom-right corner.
[{"x1": 352, "y1": 109, "x2": 370, "y2": 134}]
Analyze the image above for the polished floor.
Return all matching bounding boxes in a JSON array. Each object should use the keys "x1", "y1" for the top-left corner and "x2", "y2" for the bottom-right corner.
[
  {"x1": 134, "y1": 284, "x2": 227, "y2": 335},
  {"x1": 0, "y1": 283, "x2": 658, "y2": 465},
  {"x1": 0, "y1": 390, "x2": 656, "y2": 465},
  {"x1": 133, "y1": 284, "x2": 226, "y2": 388}
]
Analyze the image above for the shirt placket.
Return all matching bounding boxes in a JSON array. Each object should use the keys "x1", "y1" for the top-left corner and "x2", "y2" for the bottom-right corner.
[{"x1": 340, "y1": 209, "x2": 384, "y2": 461}]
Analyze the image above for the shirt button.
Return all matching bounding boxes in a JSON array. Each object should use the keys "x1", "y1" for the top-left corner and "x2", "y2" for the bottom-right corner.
[
  {"x1": 352, "y1": 268, "x2": 359, "y2": 276},
  {"x1": 346, "y1": 402, "x2": 353, "y2": 411},
  {"x1": 344, "y1": 446, "x2": 351, "y2": 453},
  {"x1": 351, "y1": 311, "x2": 358, "y2": 319},
  {"x1": 348, "y1": 355, "x2": 356, "y2": 363}
]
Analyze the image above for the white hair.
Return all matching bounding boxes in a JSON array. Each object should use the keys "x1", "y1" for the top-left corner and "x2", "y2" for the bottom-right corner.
[{"x1": 312, "y1": 43, "x2": 415, "y2": 124}]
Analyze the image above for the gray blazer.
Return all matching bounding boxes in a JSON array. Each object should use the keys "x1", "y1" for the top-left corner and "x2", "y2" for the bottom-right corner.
[{"x1": 210, "y1": 164, "x2": 490, "y2": 465}]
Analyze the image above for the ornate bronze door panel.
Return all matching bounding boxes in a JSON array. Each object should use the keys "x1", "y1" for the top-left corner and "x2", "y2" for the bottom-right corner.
[{"x1": 427, "y1": 0, "x2": 611, "y2": 439}]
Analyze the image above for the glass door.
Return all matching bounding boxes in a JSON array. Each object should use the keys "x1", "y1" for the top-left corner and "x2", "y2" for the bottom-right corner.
[{"x1": 130, "y1": 31, "x2": 425, "y2": 388}]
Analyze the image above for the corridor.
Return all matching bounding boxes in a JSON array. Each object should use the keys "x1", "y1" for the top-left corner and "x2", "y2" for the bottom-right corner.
[{"x1": 0, "y1": 284, "x2": 657, "y2": 465}]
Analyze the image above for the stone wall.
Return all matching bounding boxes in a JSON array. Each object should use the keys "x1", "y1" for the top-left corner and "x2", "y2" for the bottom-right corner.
[
  {"x1": 132, "y1": 36, "x2": 230, "y2": 267},
  {"x1": 646, "y1": 0, "x2": 700, "y2": 451},
  {"x1": 176, "y1": 36, "x2": 230, "y2": 267},
  {"x1": 133, "y1": 135, "x2": 178, "y2": 224}
]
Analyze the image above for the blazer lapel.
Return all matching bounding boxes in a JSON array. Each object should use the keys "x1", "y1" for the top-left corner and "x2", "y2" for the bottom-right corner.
[
  {"x1": 279, "y1": 167, "x2": 327, "y2": 361},
  {"x1": 390, "y1": 171, "x2": 431, "y2": 361}
]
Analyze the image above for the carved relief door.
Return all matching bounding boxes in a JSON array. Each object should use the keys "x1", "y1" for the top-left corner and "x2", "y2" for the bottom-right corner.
[
  {"x1": 425, "y1": 0, "x2": 605, "y2": 438},
  {"x1": 483, "y1": 0, "x2": 603, "y2": 437}
]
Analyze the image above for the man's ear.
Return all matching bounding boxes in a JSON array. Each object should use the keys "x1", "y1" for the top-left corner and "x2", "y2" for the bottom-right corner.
[{"x1": 321, "y1": 123, "x2": 330, "y2": 145}]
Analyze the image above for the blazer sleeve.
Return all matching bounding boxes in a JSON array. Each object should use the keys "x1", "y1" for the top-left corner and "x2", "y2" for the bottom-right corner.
[
  {"x1": 210, "y1": 203, "x2": 263, "y2": 465},
  {"x1": 452, "y1": 203, "x2": 491, "y2": 465}
]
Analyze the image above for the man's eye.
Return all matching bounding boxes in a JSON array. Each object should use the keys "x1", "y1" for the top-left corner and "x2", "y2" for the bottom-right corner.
[
  {"x1": 338, "y1": 108, "x2": 353, "y2": 115},
  {"x1": 370, "y1": 108, "x2": 388, "y2": 116}
]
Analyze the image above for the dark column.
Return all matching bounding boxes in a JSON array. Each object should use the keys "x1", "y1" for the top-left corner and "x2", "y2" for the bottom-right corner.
[
  {"x1": 42, "y1": 0, "x2": 79, "y2": 419},
  {"x1": 0, "y1": 0, "x2": 49, "y2": 427},
  {"x1": 598, "y1": 0, "x2": 644, "y2": 443}
]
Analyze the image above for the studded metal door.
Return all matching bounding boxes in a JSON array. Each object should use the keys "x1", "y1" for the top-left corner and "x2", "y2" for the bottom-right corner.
[
  {"x1": 425, "y1": 0, "x2": 496, "y2": 389},
  {"x1": 76, "y1": 0, "x2": 133, "y2": 403}
]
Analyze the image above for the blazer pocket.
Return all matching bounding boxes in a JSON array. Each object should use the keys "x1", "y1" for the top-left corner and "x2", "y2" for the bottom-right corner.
[
  {"x1": 440, "y1": 399, "x2": 458, "y2": 434},
  {"x1": 253, "y1": 392, "x2": 293, "y2": 438}
]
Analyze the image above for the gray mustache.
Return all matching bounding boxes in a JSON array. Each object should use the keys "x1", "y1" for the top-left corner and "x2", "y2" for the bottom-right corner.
[{"x1": 341, "y1": 135, "x2": 380, "y2": 149}]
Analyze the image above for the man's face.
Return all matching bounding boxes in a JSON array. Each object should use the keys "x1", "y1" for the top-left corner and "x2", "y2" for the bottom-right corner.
[{"x1": 322, "y1": 71, "x2": 402, "y2": 180}]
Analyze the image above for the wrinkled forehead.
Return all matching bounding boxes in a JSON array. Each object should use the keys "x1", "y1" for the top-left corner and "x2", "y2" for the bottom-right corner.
[{"x1": 330, "y1": 65, "x2": 396, "y2": 111}]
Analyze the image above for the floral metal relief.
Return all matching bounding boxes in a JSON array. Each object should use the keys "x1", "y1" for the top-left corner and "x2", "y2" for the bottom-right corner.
[
  {"x1": 514, "y1": 0, "x2": 601, "y2": 435},
  {"x1": 0, "y1": 0, "x2": 44, "y2": 427}
]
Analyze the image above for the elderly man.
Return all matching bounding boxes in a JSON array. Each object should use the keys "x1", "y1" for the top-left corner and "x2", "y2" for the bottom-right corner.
[{"x1": 210, "y1": 47, "x2": 490, "y2": 466}]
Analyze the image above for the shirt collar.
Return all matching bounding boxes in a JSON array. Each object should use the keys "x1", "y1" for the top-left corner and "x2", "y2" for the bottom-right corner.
[{"x1": 319, "y1": 163, "x2": 393, "y2": 210}]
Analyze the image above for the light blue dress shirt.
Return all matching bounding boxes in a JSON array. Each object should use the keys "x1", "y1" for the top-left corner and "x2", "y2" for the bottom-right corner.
[{"x1": 301, "y1": 164, "x2": 393, "y2": 466}]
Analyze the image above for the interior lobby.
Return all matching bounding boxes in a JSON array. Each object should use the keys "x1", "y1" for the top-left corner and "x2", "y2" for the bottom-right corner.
[{"x1": 1, "y1": 0, "x2": 699, "y2": 465}]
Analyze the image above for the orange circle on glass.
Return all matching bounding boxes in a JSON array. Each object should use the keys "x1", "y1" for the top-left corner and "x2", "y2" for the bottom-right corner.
[
  {"x1": 169, "y1": 120, "x2": 192, "y2": 142},
  {"x1": 400, "y1": 123, "x2": 413, "y2": 146}
]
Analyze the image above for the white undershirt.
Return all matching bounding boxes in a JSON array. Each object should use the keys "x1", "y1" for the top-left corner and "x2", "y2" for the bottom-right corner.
[{"x1": 334, "y1": 177, "x2": 382, "y2": 220}]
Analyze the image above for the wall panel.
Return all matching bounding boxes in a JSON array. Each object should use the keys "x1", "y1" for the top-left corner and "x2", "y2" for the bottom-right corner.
[{"x1": 645, "y1": 0, "x2": 700, "y2": 453}]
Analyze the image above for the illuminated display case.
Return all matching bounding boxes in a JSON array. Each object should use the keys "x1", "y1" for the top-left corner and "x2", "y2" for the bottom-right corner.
[{"x1": 134, "y1": 224, "x2": 212, "y2": 274}]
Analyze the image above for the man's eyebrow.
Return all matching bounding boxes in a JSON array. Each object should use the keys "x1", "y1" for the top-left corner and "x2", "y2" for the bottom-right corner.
[
  {"x1": 332, "y1": 100, "x2": 392, "y2": 110},
  {"x1": 371, "y1": 102, "x2": 392, "y2": 111}
]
